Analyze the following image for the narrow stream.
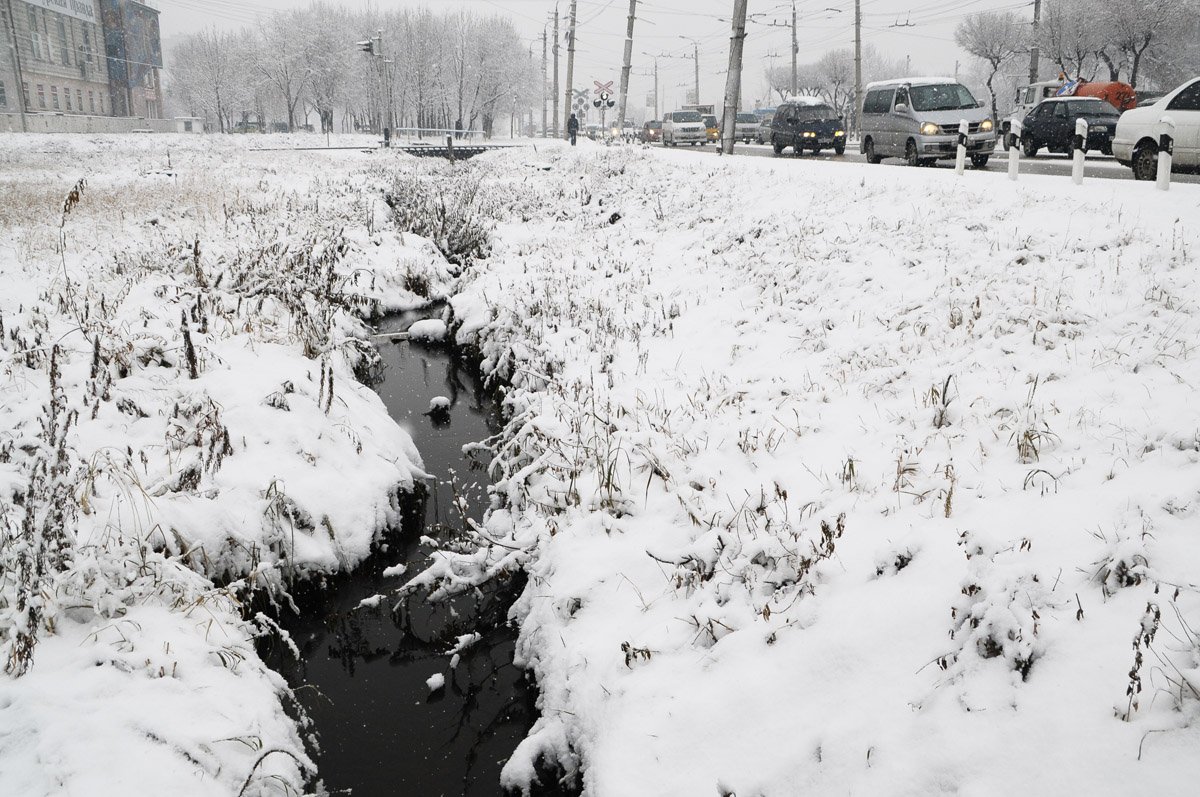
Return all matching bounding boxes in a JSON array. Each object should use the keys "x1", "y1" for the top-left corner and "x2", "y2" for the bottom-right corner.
[{"x1": 259, "y1": 309, "x2": 568, "y2": 796}]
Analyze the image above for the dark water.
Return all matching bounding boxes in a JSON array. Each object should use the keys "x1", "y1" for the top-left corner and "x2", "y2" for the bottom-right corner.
[{"x1": 260, "y1": 309, "x2": 571, "y2": 796}]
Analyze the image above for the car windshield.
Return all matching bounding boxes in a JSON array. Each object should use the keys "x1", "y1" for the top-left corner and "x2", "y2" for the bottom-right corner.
[
  {"x1": 793, "y1": 105, "x2": 836, "y2": 121},
  {"x1": 673, "y1": 112, "x2": 702, "y2": 122},
  {"x1": 736, "y1": 113, "x2": 757, "y2": 123},
  {"x1": 1067, "y1": 100, "x2": 1118, "y2": 116},
  {"x1": 909, "y1": 84, "x2": 978, "y2": 112},
  {"x1": 647, "y1": 121, "x2": 661, "y2": 129},
  {"x1": 703, "y1": 115, "x2": 718, "y2": 127}
]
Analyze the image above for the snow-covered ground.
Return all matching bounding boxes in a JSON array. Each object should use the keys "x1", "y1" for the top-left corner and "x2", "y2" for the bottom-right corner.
[
  {"x1": 416, "y1": 142, "x2": 1200, "y2": 795},
  {"x1": 2, "y1": 133, "x2": 1199, "y2": 796},
  {"x1": 0, "y1": 134, "x2": 454, "y2": 795}
]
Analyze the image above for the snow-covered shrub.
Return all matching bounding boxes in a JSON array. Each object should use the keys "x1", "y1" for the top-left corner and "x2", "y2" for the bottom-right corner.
[{"x1": 385, "y1": 168, "x2": 493, "y2": 268}]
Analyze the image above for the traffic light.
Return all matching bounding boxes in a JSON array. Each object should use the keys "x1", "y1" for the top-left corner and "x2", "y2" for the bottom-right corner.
[{"x1": 357, "y1": 39, "x2": 375, "y2": 55}]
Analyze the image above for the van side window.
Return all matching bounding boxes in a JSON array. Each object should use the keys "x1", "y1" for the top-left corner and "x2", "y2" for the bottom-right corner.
[
  {"x1": 864, "y1": 89, "x2": 894, "y2": 115},
  {"x1": 1053, "y1": 103, "x2": 1068, "y2": 118},
  {"x1": 894, "y1": 88, "x2": 909, "y2": 109}
]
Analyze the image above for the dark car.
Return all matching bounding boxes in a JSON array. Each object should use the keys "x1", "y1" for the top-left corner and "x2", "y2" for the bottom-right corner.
[
  {"x1": 641, "y1": 120, "x2": 662, "y2": 143},
  {"x1": 1020, "y1": 97, "x2": 1120, "y2": 157},
  {"x1": 769, "y1": 100, "x2": 847, "y2": 156}
]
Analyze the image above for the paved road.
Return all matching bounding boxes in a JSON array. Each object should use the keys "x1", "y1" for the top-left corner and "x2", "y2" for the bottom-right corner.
[{"x1": 664, "y1": 140, "x2": 1200, "y2": 185}]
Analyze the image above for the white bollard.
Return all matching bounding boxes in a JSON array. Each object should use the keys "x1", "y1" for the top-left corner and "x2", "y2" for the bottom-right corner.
[
  {"x1": 1157, "y1": 115, "x2": 1175, "y2": 192},
  {"x1": 1072, "y1": 118, "x2": 1088, "y2": 185},
  {"x1": 955, "y1": 119, "x2": 968, "y2": 176},
  {"x1": 1008, "y1": 118, "x2": 1022, "y2": 182}
]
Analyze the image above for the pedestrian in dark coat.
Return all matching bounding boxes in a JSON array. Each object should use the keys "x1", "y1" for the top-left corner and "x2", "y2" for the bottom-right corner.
[{"x1": 568, "y1": 113, "x2": 579, "y2": 146}]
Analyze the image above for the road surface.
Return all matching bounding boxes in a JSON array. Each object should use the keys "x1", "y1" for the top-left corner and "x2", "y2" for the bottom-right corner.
[{"x1": 662, "y1": 140, "x2": 1200, "y2": 185}]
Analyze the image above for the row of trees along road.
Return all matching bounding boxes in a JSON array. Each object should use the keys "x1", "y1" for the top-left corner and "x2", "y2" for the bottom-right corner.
[
  {"x1": 956, "y1": 0, "x2": 1200, "y2": 122},
  {"x1": 167, "y1": 3, "x2": 539, "y2": 135},
  {"x1": 764, "y1": 44, "x2": 907, "y2": 121}
]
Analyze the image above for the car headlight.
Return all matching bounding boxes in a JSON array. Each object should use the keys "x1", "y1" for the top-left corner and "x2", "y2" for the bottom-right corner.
[
  {"x1": 919, "y1": 122, "x2": 939, "y2": 136},
  {"x1": 980, "y1": 119, "x2": 994, "y2": 132},
  {"x1": 803, "y1": 131, "x2": 816, "y2": 138},
  {"x1": 834, "y1": 130, "x2": 845, "y2": 137}
]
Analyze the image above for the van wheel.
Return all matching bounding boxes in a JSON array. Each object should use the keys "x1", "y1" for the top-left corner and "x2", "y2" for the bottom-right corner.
[
  {"x1": 905, "y1": 139, "x2": 920, "y2": 167},
  {"x1": 864, "y1": 138, "x2": 882, "y2": 164},
  {"x1": 971, "y1": 154, "x2": 990, "y2": 169},
  {"x1": 834, "y1": 143, "x2": 845, "y2": 156},
  {"x1": 1132, "y1": 142, "x2": 1158, "y2": 181},
  {"x1": 1021, "y1": 135, "x2": 1038, "y2": 158},
  {"x1": 772, "y1": 137, "x2": 784, "y2": 156}
]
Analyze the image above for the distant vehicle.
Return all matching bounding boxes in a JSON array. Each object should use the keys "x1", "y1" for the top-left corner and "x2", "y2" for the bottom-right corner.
[
  {"x1": 755, "y1": 117, "x2": 773, "y2": 144},
  {"x1": 702, "y1": 114, "x2": 720, "y2": 143},
  {"x1": 610, "y1": 119, "x2": 637, "y2": 141},
  {"x1": 734, "y1": 112, "x2": 759, "y2": 143},
  {"x1": 768, "y1": 98, "x2": 847, "y2": 156},
  {"x1": 1113, "y1": 76, "x2": 1200, "y2": 180},
  {"x1": 662, "y1": 110, "x2": 706, "y2": 146},
  {"x1": 1019, "y1": 97, "x2": 1120, "y2": 157},
  {"x1": 860, "y1": 78, "x2": 996, "y2": 168},
  {"x1": 233, "y1": 120, "x2": 262, "y2": 133},
  {"x1": 585, "y1": 123, "x2": 603, "y2": 140},
  {"x1": 641, "y1": 120, "x2": 662, "y2": 143}
]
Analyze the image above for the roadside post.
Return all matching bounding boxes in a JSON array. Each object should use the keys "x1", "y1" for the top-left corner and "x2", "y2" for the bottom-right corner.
[
  {"x1": 446, "y1": 134, "x2": 455, "y2": 161},
  {"x1": 1008, "y1": 118, "x2": 1021, "y2": 181},
  {"x1": 955, "y1": 119, "x2": 968, "y2": 176},
  {"x1": 1156, "y1": 116, "x2": 1174, "y2": 192},
  {"x1": 1072, "y1": 118, "x2": 1087, "y2": 185}
]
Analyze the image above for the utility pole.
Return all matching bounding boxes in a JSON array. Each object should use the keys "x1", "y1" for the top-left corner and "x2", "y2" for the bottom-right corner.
[
  {"x1": 1028, "y1": 0, "x2": 1042, "y2": 85},
  {"x1": 3, "y1": 0, "x2": 28, "y2": 131},
  {"x1": 541, "y1": 27, "x2": 548, "y2": 136},
  {"x1": 616, "y1": 0, "x2": 637, "y2": 131},
  {"x1": 679, "y1": 36, "x2": 701, "y2": 105},
  {"x1": 854, "y1": 0, "x2": 863, "y2": 137},
  {"x1": 720, "y1": 0, "x2": 748, "y2": 154},
  {"x1": 552, "y1": 9, "x2": 561, "y2": 137},
  {"x1": 791, "y1": 1, "x2": 798, "y2": 98},
  {"x1": 563, "y1": 0, "x2": 577, "y2": 139}
]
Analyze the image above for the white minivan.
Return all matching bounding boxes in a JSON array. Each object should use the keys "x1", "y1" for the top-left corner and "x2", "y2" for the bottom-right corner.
[
  {"x1": 1112, "y1": 77, "x2": 1200, "y2": 180},
  {"x1": 662, "y1": 110, "x2": 707, "y2": 146},
  {"x1": 860, "y1": 78, "x2": 997, "y2": 168}
]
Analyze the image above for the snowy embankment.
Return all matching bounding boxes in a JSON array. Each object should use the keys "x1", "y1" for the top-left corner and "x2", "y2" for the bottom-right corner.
[
  {"x1": 415, "y1": 144, "x2": 1200, "y2": 795},
  {"x1": 0, "y1": 135, "x2": 456, "y2": 795}
]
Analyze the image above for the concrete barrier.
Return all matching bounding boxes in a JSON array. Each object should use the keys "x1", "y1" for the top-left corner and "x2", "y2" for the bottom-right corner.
[{"x1": 0, "y1": 113, "x2": 178, "y2": 134}]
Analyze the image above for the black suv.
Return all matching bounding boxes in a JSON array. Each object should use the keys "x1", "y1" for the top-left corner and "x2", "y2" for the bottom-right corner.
[
  {"x1": 1020, "y1": 97, "x2": 1120, "y2": 157},
  {"x1": 769, "y1": 101, "x2": 847, "y2": 156}
]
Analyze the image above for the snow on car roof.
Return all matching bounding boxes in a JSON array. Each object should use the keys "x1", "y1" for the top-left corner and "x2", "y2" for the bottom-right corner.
[
  {"x1": 783, "y1": 95, "x2": 828, "y2": 106},
  {"x1": 865, "y1": 76, "x2": 959, "y2": 89}
]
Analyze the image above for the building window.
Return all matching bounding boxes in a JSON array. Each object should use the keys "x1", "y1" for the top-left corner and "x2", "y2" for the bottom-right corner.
[
  {"x1": 28, "y1": 8, "x2": 43, "y2": 60},
  {"x1": 23, "y1": 82, "x2": 30, "y2": 108},
  {"x1": 88, "y1": 91, "x2": 95, "y2": 113},
  {"x1": 57, "y1": 16, "x2": 70, "y2": 65},
  {"x1": 0, "y1": 81, "x2": 6, "y2": 109},
  {"x1": 51, "y1": 86, "x2": 59, "y2": 110},
  {"x1": 77, "y1": 89, "x2": 83, "y2": 111},
  {"x1": 64, "y1": 86, "x2": 72, "y2": 111},
  {"x1": 99, "y1": 95, "x2": 104, "y2": 114},
  {"x1": 82, "y1": 27, "x2": 93, "y2": 64},
  {"x1": 36, "y1": 84, "x2": 45, "y2": 109}
]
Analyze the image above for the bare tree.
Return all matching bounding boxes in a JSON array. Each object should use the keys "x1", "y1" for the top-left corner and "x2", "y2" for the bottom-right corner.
[
  {"x1": 956, "y1": 11, "x2": 1028, "y2": 121},
  {"x1": 256, "y1": 11, "x2": 314, "y2": 131},
  {"x1": 1039, "y1": 0, "x2": 1106, "y2": 80},
  {"x1": 1103, "y1": 1, "x2": 1189, "y2": 87}
]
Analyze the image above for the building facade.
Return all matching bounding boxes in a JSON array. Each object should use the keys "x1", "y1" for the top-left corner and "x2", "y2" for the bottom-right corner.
[
  {"x1": 99, "y1": 0, "x2": 161, "y2": 119},
  {"x1": 0, "y1": 0, "x2": 161, "y2": 122}
]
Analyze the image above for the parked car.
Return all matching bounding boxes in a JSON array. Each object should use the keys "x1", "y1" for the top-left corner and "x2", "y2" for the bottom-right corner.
[
  {"x1": 768, "y1": 98, "x2": 847, "y2": 156},
  {"x1": 662, "y1": 110, "x2": 706, "y2": 146},
  {"x1": 734, "y1": 113, "x2": 759, "y2": 143},
  {"x1": 641, "y1": 120, "x2": 662, "y2": 143},
  {"x1": 1019, "y1": 97, "x2": 1120, "y2": 156},
  {"x1": 755, "y1": 117, "x2": 773, "y2": 144},
  {"x1": 703, "y1": 114, "x2": 720, "y2": 143},
  {"x1": 860, "y1": 78, "x2": 996, "y2": 168},
  {"x1": 1113, "y1": 76, "x2": 1200, "y2": 180},
  {"x1": 585, "y1": 123, "x2": 603, "y2": 141}
]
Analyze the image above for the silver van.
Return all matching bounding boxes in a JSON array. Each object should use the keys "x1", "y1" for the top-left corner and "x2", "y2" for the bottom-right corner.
[{"x1": 860, "y1": 78, "x2": 997, "y2": 168}]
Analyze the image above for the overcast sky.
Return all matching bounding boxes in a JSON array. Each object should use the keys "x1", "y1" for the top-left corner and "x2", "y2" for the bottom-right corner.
[{"x1": 156, "y1": 0, "x2": 1036, "y2": 111}]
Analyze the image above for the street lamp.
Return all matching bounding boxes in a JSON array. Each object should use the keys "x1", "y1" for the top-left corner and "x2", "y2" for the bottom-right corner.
[{"x1": 641, "y1": 51, "x2": 660, "y2": 119}]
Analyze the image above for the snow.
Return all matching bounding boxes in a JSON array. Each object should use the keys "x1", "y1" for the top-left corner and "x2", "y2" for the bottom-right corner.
[
  {"x1": 0, "y1": 134, "x2": 454, "y2": 796},
  {"x1": 407, "y1": 318, "x2": 449, "y2": 341},
  {"x1": 428, "y1": 396, "x2": 452, "y2": 413},
  {"x1": 426, "y1": 672, "x2": 446, "y2": 693},
  {"x1": 409, "y1": 143, "x2": 1200, "y2": 795},
  {"x1": 3, "y1": 131, "x2": 1200, "y2": 797}
]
